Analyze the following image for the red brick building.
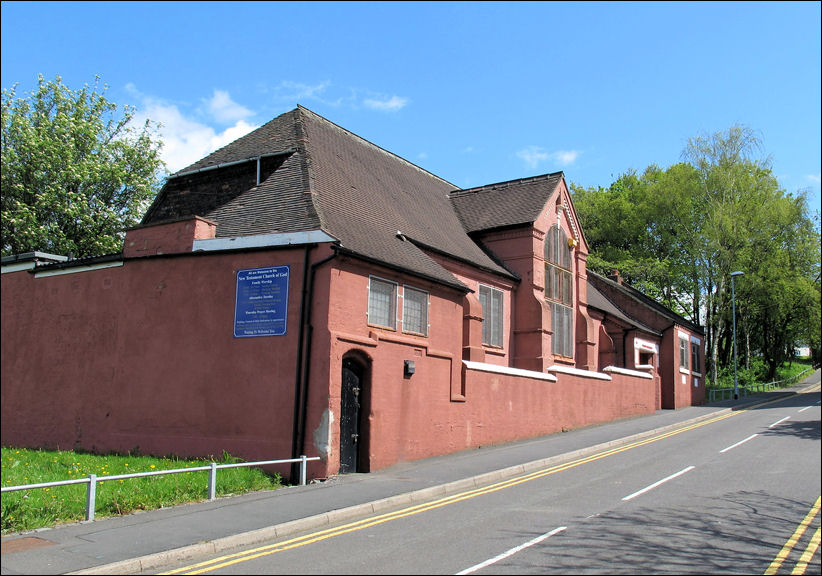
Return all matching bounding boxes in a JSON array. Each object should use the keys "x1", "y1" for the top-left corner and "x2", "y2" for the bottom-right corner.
[{"x1": 1, "y1": 107, "x2": 704, "y2": 480}]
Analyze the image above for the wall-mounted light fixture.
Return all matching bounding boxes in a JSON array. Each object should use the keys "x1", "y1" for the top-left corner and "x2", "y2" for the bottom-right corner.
[{"x1": 404, "y1": 360, "x2": 415, "y2": 377}]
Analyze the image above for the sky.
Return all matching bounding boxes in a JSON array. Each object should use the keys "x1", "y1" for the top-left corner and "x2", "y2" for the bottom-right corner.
[{"x1": 2, "y1": 1, "x2": 820, "y2": 216}]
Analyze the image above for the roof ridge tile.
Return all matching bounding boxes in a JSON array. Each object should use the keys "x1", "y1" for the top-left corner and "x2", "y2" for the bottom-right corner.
[{"x1": 450, "y1": 171, "x2": 563, "y2": 197}]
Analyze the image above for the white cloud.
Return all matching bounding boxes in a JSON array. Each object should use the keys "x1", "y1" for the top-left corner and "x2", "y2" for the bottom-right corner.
[
  {"x1": 517, "y1": 146, "x2": 580, "y2": 170},
  {"x1": 123, "y1": 82, "x2": 412, "y2": 174},
  {"x1": 554, "y1": 150, "x2": 579, "y2": 166},
  {"x1": 268, "y1": 80, "x2": 349, "y2": 107},
  {"x1": 210, "y1": 120, "x2": 258, "y2": 151},
  {"x1": 265, "y1": 80, "x2": 409, "y2": 113},
  {"x1": 807, "y1": 174, "x2": 821, "y2": 185},
  {"x1": 274, "y1": 80, "x2": 334, "y2": 101},
  {"x1": 517, "y1": 146, "x2": 551, "y2": 169},
  {"x1": 206, "y1": 89, "x2": 254, "y2": 124},
  {"x1": 363, "y1": 95, "x2": 408, "y2": 112},
  {"x1": 125, "y1": 84, "x2": 258, "y2": 173}
]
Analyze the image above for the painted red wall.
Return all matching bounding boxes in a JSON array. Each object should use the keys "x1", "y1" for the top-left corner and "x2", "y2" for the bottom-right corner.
[
  {"x1": 457, "y1": 368, "x2": 655, "y2": 447},
  {"x1": 471, "y1": 185, "x2": 591, "y2": 374},
  {"x1": 123, "y1": 217, "x2": 217, "y2": 258},
  {"x1": 314, "y1": 255, "x2": 466, "y2": 473},
  {"x1": 428, "y1": 255, "x2": 516, "y2": 368},
  {"x1": 589, "y1": 276, "x2": 705, "y2": 409},
  {"x1": 667, "y1": 327, "x2": 706, "y2": 408},
  {"x1": 1, "y1": 248, "x2": 311, "y2": 479},
  {"x1": 321, "y1": 318, "x2": 657, "y2": 473},
  {"x1": 2, "y1": 240, "x2": 680, "y2": 481},
  {"x1": 307, "y1": 253, "x2": 659, "y2": 475}
]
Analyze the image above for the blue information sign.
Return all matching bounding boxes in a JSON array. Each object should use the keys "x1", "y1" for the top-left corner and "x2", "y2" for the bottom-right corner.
[{"x1": 234, "y1": 265, "x2": 289, "y2": 337}]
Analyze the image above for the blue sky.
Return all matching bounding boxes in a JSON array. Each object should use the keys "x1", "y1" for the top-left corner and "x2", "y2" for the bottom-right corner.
[{"x1": 2, "y1": 1, "x2": 820, "y2": 215}]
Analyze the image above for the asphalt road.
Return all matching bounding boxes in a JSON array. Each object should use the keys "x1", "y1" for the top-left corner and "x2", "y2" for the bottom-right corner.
[{"x1": 153, "y1": 390, "x2": 821, "y2": 575}]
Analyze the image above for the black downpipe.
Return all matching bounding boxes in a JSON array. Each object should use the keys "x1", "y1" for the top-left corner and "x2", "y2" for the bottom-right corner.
[
  {"x1": 622, "y1": 329, "x2": 629, "y2": 368},
  {"x1": 290, "y1": 245, "x2": 314, "y2": 481},
  {"x1": 290, "y1": 247, "x2": 338, "y2": 481}
]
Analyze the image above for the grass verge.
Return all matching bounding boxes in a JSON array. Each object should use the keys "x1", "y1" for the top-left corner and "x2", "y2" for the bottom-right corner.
[
  {"x1": 706, "y1": 358, "x2": 816, "y2": 390},
  {"x1": 1, "y1": 448, "x2": 282, "y2": 534}
]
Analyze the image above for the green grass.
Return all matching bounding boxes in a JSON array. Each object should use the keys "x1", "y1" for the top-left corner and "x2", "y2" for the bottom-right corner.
[
  {"x1": 778, "y1": 359, "x2": 817, "y2": 381},
  {"x1": 1, "y1": 448, "x2": 283, "y2": 534},
  {"x1": 706, "y1": 357, "x2": 816, "y2": 390}
]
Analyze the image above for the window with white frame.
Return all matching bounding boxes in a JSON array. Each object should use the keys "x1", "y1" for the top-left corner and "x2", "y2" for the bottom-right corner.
[
  {"x1": 478, "y1": 284, "x2": 504, "y2": 347},
  {"x1": 545, "y1": 224, "x2": 574, "y2": 358},
  {"x1": 679, "y1": 335, "x2": 689, "y2": 370},
  {"x1": 368, "y1": 277, "x2": 397, "y2": 329},
  {"x1": 634, "y1": 337, "x2": 658, "y2": 368},
  {"x1": 690, "y1": 340, "x2": 701, "y2": 374},
  {"x1": 403, "y1": 285, "x2": 429, "y2": 336}
]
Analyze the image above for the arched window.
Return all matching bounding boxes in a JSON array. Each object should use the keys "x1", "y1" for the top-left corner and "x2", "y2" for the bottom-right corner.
[{"x1": 545, "y1": 225, "x2": 574, "y2": 358}]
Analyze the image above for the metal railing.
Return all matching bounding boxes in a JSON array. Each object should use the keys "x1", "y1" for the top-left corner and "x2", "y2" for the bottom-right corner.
[
  {"x1": 1, "y1": 455, "x2": 320, "y2": 522},
  {"x1": 707, "y1": 368, "x2": 814, "y2": 403}
]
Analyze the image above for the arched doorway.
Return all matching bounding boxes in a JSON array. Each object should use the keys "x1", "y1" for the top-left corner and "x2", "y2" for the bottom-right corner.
[{"x1": 340, "y1": 355, "x2": 369, "y2": 473}]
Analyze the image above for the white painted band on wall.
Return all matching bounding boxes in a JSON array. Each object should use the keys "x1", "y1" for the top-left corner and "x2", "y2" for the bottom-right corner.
[
  {"x1": 547, "y1": 364, "x2": 612, "y2": 380},
  {"x1": 463, "y1": 360, "x2": 558, "y2": 382},
  {"x1": 603, "y1": 366, "x2": 654, "y2": 379},
  {"x1": 34, "y1": 261, "x2": 124, "y2": 278}
]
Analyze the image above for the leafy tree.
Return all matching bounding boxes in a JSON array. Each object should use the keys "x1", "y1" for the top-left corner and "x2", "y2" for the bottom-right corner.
[
  {"x1": 1, "y1": 75, "x2": 164, "y2": 258},
  {"x1": 572, "y1": 124, "x2": 821, "y2": 382},
  {"x1": 732, "y1": 189, "x2": 820, "y2": 378},
  {"x1": 681, "y1": 125, "x2": 820, "y2": 381},
  {"x1": 571, "y1": 162, "x2": 703, "y2": 322}
]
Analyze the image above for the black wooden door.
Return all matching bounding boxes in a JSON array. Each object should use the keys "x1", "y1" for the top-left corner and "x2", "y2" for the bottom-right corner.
[{"x1": 339, "y1": 358, "x2": 362, "y2": 474}]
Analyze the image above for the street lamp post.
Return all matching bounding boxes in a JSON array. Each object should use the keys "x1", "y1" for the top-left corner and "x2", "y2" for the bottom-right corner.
[{"x1": 730, "y1": 271, "x2": 744, "y2": 400}]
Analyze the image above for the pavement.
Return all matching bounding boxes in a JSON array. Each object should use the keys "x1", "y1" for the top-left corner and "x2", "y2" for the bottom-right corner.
[{"x1": 2, "y1": 369, "x2": 820, "y2": 575}]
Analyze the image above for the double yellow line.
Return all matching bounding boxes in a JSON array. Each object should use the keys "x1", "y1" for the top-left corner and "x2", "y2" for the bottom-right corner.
[
  {"x1": 164, "y1": 410, "x2": 740, "y2": 574},
  {"x1": 764, "y1": 496, "x2": 821, "y2": 575},
  {"x1": 165, "y1": 389, "x2": 821, "y2": 574}
]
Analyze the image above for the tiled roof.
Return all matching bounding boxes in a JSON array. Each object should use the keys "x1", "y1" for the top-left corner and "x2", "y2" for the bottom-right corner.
[
  {"x1": 176, "y1": 109, "x2": 306, "y2": 173},
  {"x1": 207, "y1": 153, "x2": 321, "y2": 237},
  {"x1": 588, "y1": 271, "x2": 704, "y2": 334},
  {"x1": 141, "y1": 106, "x2": 518, "y2": 289},
  {"x1": 298, "y1": 107, "x2": 517, "y2": 285},
  {"x1": 449, "y1": 173, "x2": 564, "y2": 233},
  {"x1": 586, "y1": 279, "x2": 661, "y2": 335}
]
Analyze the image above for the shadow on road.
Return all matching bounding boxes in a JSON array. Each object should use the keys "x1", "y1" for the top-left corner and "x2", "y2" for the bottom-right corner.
[{"x1": 503, "y1": 491, "x2": 820, "y2": 575}]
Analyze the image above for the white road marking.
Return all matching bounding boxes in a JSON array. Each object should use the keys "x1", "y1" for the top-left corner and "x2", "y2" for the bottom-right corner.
[
  {"x1": 455, "y1": 526, "x2": 567, "y2": 574},
  {"x1": 622, "y1": 466, "x2": 696, "y2": 501},
  {"x1": 720, "y1": 433, "x2": 759, "y2": 453}
]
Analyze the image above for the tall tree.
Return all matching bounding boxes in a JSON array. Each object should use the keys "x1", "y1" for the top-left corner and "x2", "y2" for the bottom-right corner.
[
  {"x1": 572, "y1": 124, "x2": 821, "y2": 382},
  {"x1": 683, "y1": 125, "x2": 781, "y2": 382},
  {"x1": 734, "y1": 189, "x2": 820, "y2": 378},
  {"x1": 571, "y1": 162, "x2": 702, "y2": 322},
  {"x1": 1, "y1": 75, "x2": 164, "y2": 258}
]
